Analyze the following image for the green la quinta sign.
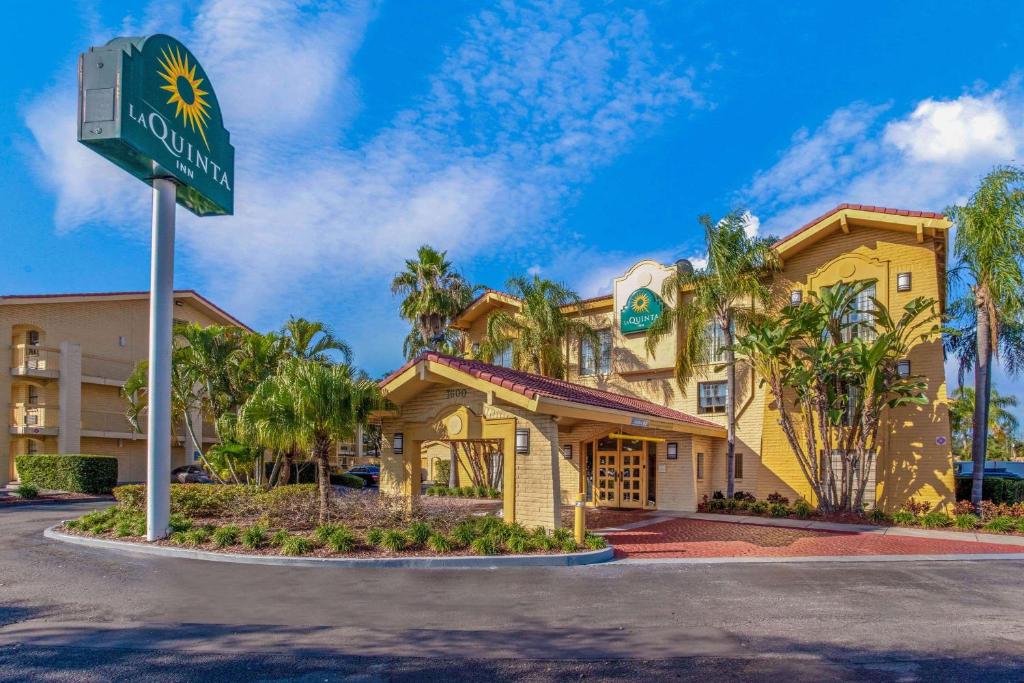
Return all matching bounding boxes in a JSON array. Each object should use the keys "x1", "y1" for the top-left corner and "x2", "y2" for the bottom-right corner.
[
  {"x1": 78, "y1": 34, "x2": 233, "y2": 216},
  {"x1": 620, "y1": 287, "x2": 664, "y2": 334}
]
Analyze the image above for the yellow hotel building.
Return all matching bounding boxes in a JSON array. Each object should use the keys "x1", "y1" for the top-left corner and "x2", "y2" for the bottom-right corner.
[
  {"x1": 377, "y1": 204, "x2": 956, "y2": 530},
  {"x1": 1, "y1": 290, "x2": 246, "y2": 486}
]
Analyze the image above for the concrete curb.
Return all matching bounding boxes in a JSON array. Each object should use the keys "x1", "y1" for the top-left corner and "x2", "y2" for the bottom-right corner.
[
  {"x1": 673, "y1": 512, "x2": 1024, "y2": 547},
  {"x1": 616, "y1": 552, "x2": 1024, "y2": 566},
  {"x1": 43, "y1": 525, "x2": 614, "y2": 569}
]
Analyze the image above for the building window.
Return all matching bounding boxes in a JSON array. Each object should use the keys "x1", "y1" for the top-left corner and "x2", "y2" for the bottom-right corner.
[
  {"x1": 705, "y1": 321, "x2": 734, "y2": 363},
  {"x1": 27, "y1": 440, "x2": 39, "y2": 455},
  {"x1": 734, "y1": 452, "x2": 744, "y2": 479},
  {"x1": 696, "y1": 452, "x2": 704, "y2": 480},
  {"x1": 26, "y1": 330, "x2": 40, "y2": 347},
  {"x1": 27, "y1": 386, "x2": 39, "y2": 406},
  {"x1": 843, "y1": 283, "x2": 877, "y2": 342},
  {"x1": 897, "y1": 359, "x2": 911, "y2": 378},
  {"x1": 492, "y1": 344, "x2": 513, "y2": 368},
  {"x1": 697, "y1": 381, "x2": 728, "y2": 414},
  {"x1": 580, "y1": 329, "x2": 612, "y2": 376}
]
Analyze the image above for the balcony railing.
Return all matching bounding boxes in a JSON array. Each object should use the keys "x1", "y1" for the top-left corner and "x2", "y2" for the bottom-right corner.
[
  {"x1": 81, "y1": 354, "x2": 136, "y2": 383},
  {"x1": 10, "y1": 345, "x2": 59, "y2": 376},
  {"x1": 81, "y1": 409, "x2": 139, "y2": 435},
  {"x1": 10, "y1": 403, "x2": 59, "y2": 434}
]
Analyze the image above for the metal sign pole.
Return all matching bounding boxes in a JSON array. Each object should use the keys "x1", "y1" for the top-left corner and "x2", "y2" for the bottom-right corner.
[{"x1": 146, "y1": 177, "x2": 176, "y2": 540}]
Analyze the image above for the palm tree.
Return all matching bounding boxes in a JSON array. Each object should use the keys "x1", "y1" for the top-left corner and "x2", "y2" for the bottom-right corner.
[
  {"x1": 391, "y1": 245, "x2": 479, "y2": 359},
  {"x1": 945, "y1": 166, "x2": 1024, "y2": 508},
  {"x1": 238, "y1": 358, "x2": 385, "y2": 523},
  {"x1": 481, "y1": 275, "x2": 598, "y2": 378},
  {"x1": 948, "y1": 387, "x2": 1020, "y2": 459},
  {"x1": 281, "y1": 317, "x2": 352, "y2": 364},
  {"x1": 646, "y1": 210, "x2": 779, "y2": 498}
]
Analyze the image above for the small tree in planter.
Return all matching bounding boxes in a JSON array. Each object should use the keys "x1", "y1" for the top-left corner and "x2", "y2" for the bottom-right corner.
[{"x1": 734, "y1": 281, "x2": 940, "y2": 513}]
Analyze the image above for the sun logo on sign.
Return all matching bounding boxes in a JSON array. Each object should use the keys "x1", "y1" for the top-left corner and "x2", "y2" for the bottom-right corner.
[
  {"x1": 630, "y1": 292, "x2": 651, "y2": 314},
  {"x1": 157, "y1": 47, "x2": 211, "y2": 150}
]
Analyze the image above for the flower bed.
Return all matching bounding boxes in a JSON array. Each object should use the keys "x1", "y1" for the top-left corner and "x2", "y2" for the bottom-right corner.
[
  {"x1": 61, "y1": 483, "x2": 605, "y2": 558},
  {"x1": 698, "y1": 492, "x2": 1024, "y2": 537}
]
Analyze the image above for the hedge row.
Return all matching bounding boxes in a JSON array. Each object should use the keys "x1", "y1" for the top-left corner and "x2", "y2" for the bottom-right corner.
[
  {"x1": 955, "y1": 477, "x2": 1024, "y2": 505},
  {"x1": 15, "y1": 455, "x2": 118, "y2": 494}
]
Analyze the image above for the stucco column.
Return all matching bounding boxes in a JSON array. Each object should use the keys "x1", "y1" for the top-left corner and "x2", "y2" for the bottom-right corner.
[
  {"x1": 512, "y1": 415, "x2": 562, "y2": 530},
  {"x1": 58, "y1": 342, "x2": 81, "y2": 454}
]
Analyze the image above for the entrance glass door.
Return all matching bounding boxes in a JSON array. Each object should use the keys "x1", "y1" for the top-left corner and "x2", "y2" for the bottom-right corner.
[
  {"x1": 594, "y1": 445, "x2": 620, "y2": 506},
  {"x1": 592, "y1": 436, "x2": 647, "y2": 508}
]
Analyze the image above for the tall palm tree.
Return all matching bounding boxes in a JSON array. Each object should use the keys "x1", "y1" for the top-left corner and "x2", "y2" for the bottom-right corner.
[
  {"x1": 948, "y1": 387, "x2": 1020, "y2": 459},
  {"x1": 646, "y1": 210, "x2": 779, "y2": 498},
  {"x1": 281, "y1": 317, "x2": 352, "y2": 364},
  {"x1": 238, "y1": 358, "x2": 385, "y2": 523},
  {"x1": 481, "y1": 275, "x2": 598, "y2": 378},
  {"x1": 945, "y1": 166, "x2": 1024, "y2": 507},
  {"x1": 391, "y1": 245, "x2": 479, "y2": 359}
]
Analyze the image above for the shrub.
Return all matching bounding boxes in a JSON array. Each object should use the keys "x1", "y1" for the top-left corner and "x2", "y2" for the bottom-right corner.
[
  {"x1": 735, "y1": 500, "x2": 750, "y2": 512},
  {"x1": 584, "y1": 533, "x2": 607, "y2": 550},
  {"x1": 427, "y1": 534, "x2": 453, "y2": 553},
  {"x1": 181, "y1": 527, "x2": 212, "y2": 547},
  {"x1": 315, "y1": 524, "x2": 344, "y2": 544},
  {"x1": 474, "y1": 486, "x2": 487, "y2": 498},
  {"x1": 471, "y1": 535, "x2": 499, "y2": 555},
  {"x1": 212, "y1": 525, "x2": 241, "y2": 547},
  {"x1": 505, "y1": 534, "x2": 532, "y2": 554},
  {"x1": 407, "y1": 521, "x2": 432, "y2": 546},
  {"x1": 712, "y1": 491, "x2": 724, "y2": 500},
  {"x1": 434, "y1": 460, "x2": 451, "y2": 484},
  {"x1": 79, "y1": 508, "x2": 117, "y2": 534},
  {"x1": 459, "y1": 486, "x2": 474, "y2": 497},
  {"x1": 366, "y1": 527, "x2": 385, "y2": 546},
  {"x1": 114, "y1": 484, "x2": 264, "y2": 519},
  {"x1": 866, "y1": 507, "x2": 890, "y2": 525},
  {"x1": 328, "y1": 473, "x2": 365, "y2": 488},
  {"x1": 707, "y1": 499, "x2": 726, "y2": 512},
  {"x1": 892, "y1": 510, "x2": 917, "y2": 526},
  {"x1": 325, "y1": 527, "x2": 357, "y2": 553},
  {"x1": 766, "y1": 492, "x2": 790, "y2": 505},
  {"x1": 901, "y1": 498, "x2": 932, "y2": 515},
  {"x1": 280, "y1": 536, "x2": 313, "y2": 556},
  {"x1": 983, "y1": 516, "x2": 1018, "y2": 534},
  {"x1": 749, "y1": 501, "x2": 768, "y2": 515},
  {"x1": 733, "y1": 491, "x2": 755, "y2": 502},
  {"x1": 551, "y1": 527, "x2": 573, "y2": 544},
  {"x1": 486, "y1": 488, "x2": 500, "y2": 499},
  {"x1": 533, "y1": 534, "x2": 558, "y2": 551},
  {"x1": 16, "y1": 483, "x2": 39, "y2": 499},
  {"x1": 270, "y1": 530, "x2": 290, "y2": 547},
  {"x1": 919, "y1": 512, "x2": 952, "y2": 529},
  {"x1": 168, "y1": 514, "x2": 193, "y2": 533},
  {"x1": 380, "y1": 529, "x2": 408, "y2": 552},
  {"x1": 264, "y1": 484, "x2": 320, "y2": 526},
  {"x1": 956, "y1": 477, "x2": 1024, "y2": 505},
  {"x1": 953, "y1": 514, "x2": 980, "y2": 530},
  {"x1": 768, "y1": 503, "x2": 790, "y2": 517},
  {"x1": 952, "y1": 500, "x2": 976, "y2": 516},
  {"x1": 559, "y1": 538, "x2": 579, "y2": 553},
  {"x1": 241, "y1": 525, "x2": 268, "y2": 549},
  {"x1": 793, "y1": 498, "x2": 814, "y2": 519},
  {"x1": 15, "y1": 455, "x2": 118, "y2": 494}
]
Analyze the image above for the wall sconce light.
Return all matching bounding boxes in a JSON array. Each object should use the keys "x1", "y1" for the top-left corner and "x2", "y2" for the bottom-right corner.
[
  {"x1": 666, "y1": 442, "x2": 678, "y2": 460},
  {"x1": 562, "y1": 444, "x2": 572, "y2": 460},
  {"x1": 897, "y1": 360, "x2": 911, "y2": 378},
  {"x1": 393, "y1": 432, "x2": 404, "y2": 454},
  {"x1": 790, "y1": 290, "x2": 803, "y2": 305},
  {"x1": 471, "y1": 342, "x2": 481, "y2": 355},
  {"x1": 515, "y1": 428, "x2": 530, "y2": 455},
  {"x1": 897, "y1": 272, "x2": 912, "y2": 292}
]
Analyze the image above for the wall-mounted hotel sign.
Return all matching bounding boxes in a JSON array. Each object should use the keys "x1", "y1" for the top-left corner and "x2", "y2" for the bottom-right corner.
[
  {"x1": 620, "y1": 287, "x2": 664, "y2": 334},
  {"x1": 78, "y1": 34, "x2": 234, "y2": 216}
]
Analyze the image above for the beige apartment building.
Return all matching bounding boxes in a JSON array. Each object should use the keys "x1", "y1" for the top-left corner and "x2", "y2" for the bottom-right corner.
[
  {"x1": 377, "y1": 204, "x2": 957, "y2": 529},
  {"x1": 2, "y1": 290, "x2": 247, "y2": 486}
]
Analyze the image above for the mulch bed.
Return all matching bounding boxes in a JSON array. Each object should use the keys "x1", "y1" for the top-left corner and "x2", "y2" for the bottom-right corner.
[{"x1": 0, "y1": 492, "x2": 112, "y2": 506}]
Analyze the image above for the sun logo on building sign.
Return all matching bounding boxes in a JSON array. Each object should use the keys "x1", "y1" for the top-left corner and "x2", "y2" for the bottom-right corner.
[
  {"x1": 157, "y1": 47, "x2": 211, "y2": 150},
  {"x1": 630, "y1": 292, "x2": 651, "y2": 314}
]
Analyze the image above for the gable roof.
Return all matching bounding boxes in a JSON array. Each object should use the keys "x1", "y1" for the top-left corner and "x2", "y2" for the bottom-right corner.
[
  {"x1": 381, "y1": 351, "x2": 723, "y2": 435},
  {"x1": 0, "y1": 289, "x2": 250, "y2": 331}
]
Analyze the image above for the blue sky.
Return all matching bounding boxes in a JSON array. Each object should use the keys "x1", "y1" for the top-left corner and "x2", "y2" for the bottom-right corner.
[{"x1": 3, "y1": 0, "x2": 1024, "y2": 416}]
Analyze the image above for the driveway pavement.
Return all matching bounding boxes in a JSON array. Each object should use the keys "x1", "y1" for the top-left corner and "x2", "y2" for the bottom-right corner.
[
  {"x1": 606, "y1": 516, "x2": 1024, "y2": 559},
  {"x1": 2, "y1": 502, "x2": 1024, "y2": 681}
]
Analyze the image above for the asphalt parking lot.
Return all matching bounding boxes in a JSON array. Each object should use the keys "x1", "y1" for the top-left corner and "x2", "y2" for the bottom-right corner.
[{"x1": 2, "y1": 501, "x2": 1023, "y2": 681}]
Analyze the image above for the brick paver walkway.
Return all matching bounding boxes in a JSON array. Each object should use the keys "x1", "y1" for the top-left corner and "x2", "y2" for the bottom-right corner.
[{"x1": 605, "y1": 517, "x2": 1024, "y2": 559}]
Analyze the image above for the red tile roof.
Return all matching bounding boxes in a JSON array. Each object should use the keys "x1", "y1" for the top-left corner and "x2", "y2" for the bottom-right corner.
[
  {"x1": 382, "y1": 352, "x2": 720, "y2": 429},
  {"x1": 773, "y1": 203, "x2": 946, "y2": 248}
]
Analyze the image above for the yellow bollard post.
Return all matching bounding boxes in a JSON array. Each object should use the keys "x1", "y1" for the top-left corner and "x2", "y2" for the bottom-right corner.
[{"x1": 574, "y1": 492, "x2": 586, "y2": 544}]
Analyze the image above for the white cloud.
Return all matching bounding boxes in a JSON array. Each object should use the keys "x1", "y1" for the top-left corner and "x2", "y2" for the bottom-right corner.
[
  {"x1": 884, "y1": 94, "x2": 1016, "y2": 163},
  {"x1": 24, "y1": 0, "x2": 703, "y2": 371},
  {"x1": 741, "y1": 211, "x2": 760, "y2": 238}
]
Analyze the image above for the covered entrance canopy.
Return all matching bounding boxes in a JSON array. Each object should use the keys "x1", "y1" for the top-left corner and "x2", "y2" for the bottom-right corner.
[{"x1": 375, "y1": 352, "x2": 725, "y2": 529}]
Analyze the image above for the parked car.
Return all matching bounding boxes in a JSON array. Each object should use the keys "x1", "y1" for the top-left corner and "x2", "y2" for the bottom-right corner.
[
  {"x1": 171, "y1": 465, "x2": 213, "y2": 484},
  {"x1": 346, "y1": 465, "x2": 380, "y2": 487}
]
